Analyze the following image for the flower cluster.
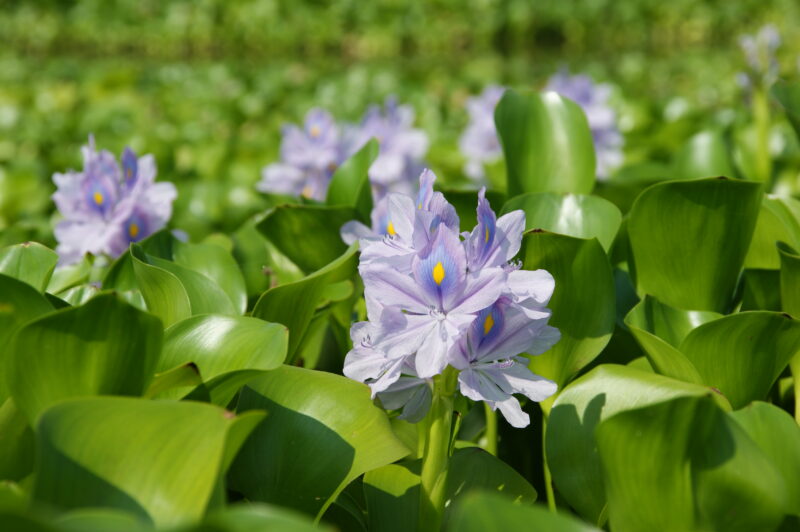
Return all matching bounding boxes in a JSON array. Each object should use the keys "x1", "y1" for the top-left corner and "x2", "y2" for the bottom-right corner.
[
  {"x1": 342, "y1": 170, "x2": 559, "y2": 428},
  {"x1": 546, "y1": 71, "x2": 624, "y2": 179},
  {"x1": 459, "y1": 85, "x2": 506, "y2": 182},
  {"x1": 737, "y1": 24, "x2": 781, "y2": 89},
  {"x1": 52, "y1": 136, "x2": 177, "y2": 265},
  {"x1": 257, "y1": 97, "x2": 428, "y2": 201}
]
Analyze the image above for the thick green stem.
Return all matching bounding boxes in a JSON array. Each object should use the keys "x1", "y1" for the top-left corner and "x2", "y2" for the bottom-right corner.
[
  {"x1": 752, "y1": 86, "x2": 772, "y2": 184},
  {"x1": 418, "y1": 368, "x2": 457, "y2": 532},
  {"x1": 541, "y1": 405, "x2": 556, "y2": 512},
  {"x1": 483, "y1": 403, "x2": 498, "y2": 456}
]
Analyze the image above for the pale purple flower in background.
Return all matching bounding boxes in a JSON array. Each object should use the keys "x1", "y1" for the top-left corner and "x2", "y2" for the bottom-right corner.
[
  {"x1": 459, "y1": 85, "x2": 506, "y2": 181},
  {"x1": 52, "y1": 136, "x2": 176, "y2": 265},
  {"x1": 738, "y1": 24, "x2": 781, "y2": 89},
  {"x1": 257, "y1": 109, "x2": 342, "y2": 200},
  {"x1": 546, "y1": 72, "x2": 624, "y2": 179},
  {"x1": 343, "y1": 169, "x2": 559, "y2": 427},
  {"x1": 353, "y1": 97, "x2": 429, "y2": 198}
]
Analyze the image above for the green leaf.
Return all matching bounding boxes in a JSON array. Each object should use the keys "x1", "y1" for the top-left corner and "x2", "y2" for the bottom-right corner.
[
  {"x1": 672, "y1": 130, "x2": 736, "y2": 180},
  {"x1": 33, "y1": 397, "x2": 264, "y2": 528},
  {"x1": 326, "y1": 139, "x2": 378, "y2": 222},
  {"x1": 229, "y1": 366, "x2": 408, "y2": 519},
  {"x1": 0, "y1": 242, "x2": 59, "y2": 292},
  {"x1": 741, "y1": 269, "x2": 782, "y2": 311},
  {"x1": 130, "y1": 248, "x2": 192, "y2": 327},
  {"x1": 546, "y1": 364, "x2": 728, "y2": 523},
  {"x1": 596, "y1": 396, "x2": 786, "y2": 532},
  {"x1": 256, "y1": 204, "x2": 355, "y2": 274},
  {"x1": 363, "y1": 448, "x2": 537, "y2": 532},
  {"x1": 58, "y1": 284, "x2": 101, "y2": 306},
  {"x1": 46, "y1": 256, "x2": 91, "y2": 294},
  {"x1": 628, "y1": 177, "x2": 762, "y2": 312},
  {"x1": 146, "y1": 255, "x2": 236, "y2": 316},
  {"x1": 520, "y1": 231, "x2": 615, "y2": 387},
  {"x1": 447, "y1": 492, "x2": 600, "y2": 532},
  {"x1": 173, "y1": 242, "x2": 248, "y2": 315},
  {"x1": 495, "y1": 89, "x2": 596, "y2": 196},
  {"x1": 56, "y1": 508, "x2": 155, "y2": 532},
  {"x1": 0, "y1": 399, "x2": 34, "y2": 481},
  {"x1": 745, "y1": 196, "x2": 800, "y2": 269},
  {"x1": 144, "y1": 363, "x2": 203, "y2": 400},
  {"x1": 7, "y1": 293, "x2": 162, "y2": 422},
  {"x1": 501, "y1": 193, "x2": 622, "y2": 251},
  {"x1": 197, "y1": 504, "x2": 330, "y2": 532},
  {"x1": 624, "y1": 296, "x2": 720, "y2": 383},
  {"x1": 779, "y1": 242, "x2": 800, "y2": 317},
  {"x1": 772, "y1": 80, "x2": 800, "y2": 140},
  {"x1": 728, "y1": 402, "x2": 800, "y2": 515},
  {"x1": 156, "y1": 315, "x2": 288, "y2": 404},
  {"x1": 252, "y1": 245, "x2": 357, "y2": 360},
  {"x1": 679, "y1": 311, "x2": 800, "y2": 409}
]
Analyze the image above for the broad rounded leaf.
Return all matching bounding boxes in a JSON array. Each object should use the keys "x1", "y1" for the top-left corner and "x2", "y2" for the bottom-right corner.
[
  {"x1": 173, "y1": 242, "x2": 248, "y2": 315},
  {"x1": 7, "y1": 293, "x2": 162, "y2": 422},
  {"x1": 447, "y1": 492, "x2": 599, "y2": 532},
  {"x1": 745, "y1": 196, "x2": 800, "y2": 269},
  {"x1": 546, "y1": 364, "x2": 727, "y2": 523},
  {"x1": 501, "y1": 193, "x2": 621, "y2": 251},
  {"x1": 520, "y1": 231, "x2": 615, "y2": 387},
  {"x1": 198, "y1": 504, "x2": 331, "y2": 532},
  {"x1": 496, "y1": 89, "x2": 596, "y2": 196},
  {"x1": 34, "y1": 397, "x2": 264, "y2": 528},
  {"x1": 672, "y1": 130, "x2": 736, "y2": 181},
  {"x1": 628, "y1": 177, "x2": 762, "y2": 312},
  {"x1": 0, "y1": 242, "x2": 58, "y2": 292},
  {"x1": 779, "y1": 242, "x2": 800, "y2": 317},
  {"x1": 679, "y1": 311, "x2": 800, "y2": 409},
  {"x1": 597, "y1": 396, "x2": 786, "y2": 532},
  {"x1": 229, "y1": 366, "x2": 409, "y2": 519},
  {"x1": 326, "y1": 139, "x2": 378, "y2": 222}
]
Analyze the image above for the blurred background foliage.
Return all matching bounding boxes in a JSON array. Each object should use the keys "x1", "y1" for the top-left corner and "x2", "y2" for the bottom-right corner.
[{"x1": 2, "y1": 0, "x2": 800, "y2": 245}]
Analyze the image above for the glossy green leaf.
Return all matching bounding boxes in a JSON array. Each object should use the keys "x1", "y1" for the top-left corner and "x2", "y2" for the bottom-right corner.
[
  {"x1": 130, "y1": 248, "x2": 192, "y2": 327},
  {"x1": 679, "y1": 311, "x2": 800, "y2": 409},
  {"x1": 0, "y1": 242, "x2": 58, "y2": 292},
  {"x1": 447, "y1": 492, "x2": 599, "y2": 532},
  {"x1": 34, "y1": 397, "x2": 265, "y2": 528},
  {"x1": 256, "y1": 204, "x2": 356, "y2": 274},
  {"x1": 672, "y1": 130, "x2": 736, "y2": 180},
  {"x1": 597, "y1": 396, "x2": 786, "y2": 532},
  {"x1": 156, "y1": 315, "x2": 288, "y2": 404},
  {"x1": 520, "y1": 231, "x2": 615, "y2": 387},
  {"x1": 772, "y1": 80, "x2": 800, "y2": 140},
  {"x1": 173, "y1": 242, "x2": 248, "y2": 315},
  {"x1": 502, "y1": 193, "x2": 621, "y2": 251},
  {"x1": 146, "y1": 255, "x2": 236, "y2": 316},
  {"x1": 624, "y1": 296, "x2": 720, "y2": 383},
  {"x1": 728, "y1": 402, "x2": 800, "y2": 515},
  {"x1": 326, "y1": 139, "x2": 377, "y2": 222},
  {"x1": 628, "y1": 177, "x2": 762, "y2": 312},
  {"x1": 252, "y1": 245, "x2": 357, "y2": 359},
  {"x1": 363, "y1": 448, "x2": 537, "y2": 532},
  {"x1": 546, "y1": 364, "x2": 728, "y2": 523},
  {"x1": 0, "y1": 399, "x2": 34, "y2": 481},
  {"x1": 196, "y1": 504, "x2": 330, "y2": 532},
  {"x1": 496, "y1": 89, "x2": 596, "y2": 196},
  {"x1": 145, "y1": 363, "x2": 203, "y2": 400},
  {"x1": 745, "y1": 195, "x2": 800, "y2": 269},
  {"x1": 7, "y1": 293, "x2": 162, "y2": 422},
  {"x1": 741, "y1": 269, "x2": 781, "y2": 311},
  {"x1": 58, "y1": 284, "x2": 101, "y2": 306},
  {"x1": 46, "y1": 257, "x2": 91, "y2": 294},
  {"x1": 779, "y1": 242, "x2": 800, "y2": 317},
  {"x1": 229, "y1": 366, "x2": 408, "y2": 519},
  {"x1": 56, "y1": 508, "x2": 155, "y2": 532}
]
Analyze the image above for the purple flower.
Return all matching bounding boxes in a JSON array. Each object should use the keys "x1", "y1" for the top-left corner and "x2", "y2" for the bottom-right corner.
[
  {"x1": 353, "y1": 97, "x2": 429, "y2": 198},
  {"x1": 52, "y1": 136, "x2": 176, "y2": 265},
  {"x1": 257, "y1": 109, "x2": 342, "y2": 200},
  {"x1": 459, "y1": 85, "x2": 506, "y2": 181},
  {"x1": 546, "y1": 71, "x2": 624, "y2": 179},
  {"x1": 738, "y1": 25, "x2": 781, "y2": 88},
  {"x1": 343, "y1": 170, "x2": 559, "y2": 427}
]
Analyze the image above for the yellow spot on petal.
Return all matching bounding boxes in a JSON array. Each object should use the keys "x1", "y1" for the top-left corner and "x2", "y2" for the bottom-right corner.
[
  {"x1": 418, "y1": 202, "x2": 422, "y2": 209},
  {"x1": 128, "y1": 223, "x2": 139, "y2": 239},
  {"x1": 93, "y1": 191, "x2": 104, "y2": 205},
  {"x1": 301, "y1": 185, "x2": 314, "y2": 198},
  {"x1": 432, "y1": 261, "x2": 445, "y2": 286},
  {"x1": 126, "y1": 168, "x2": 132, "y2": 180},
  {"x1": 387, "y1": 221, "x2": 396, "y2": 236},
  {"x1": 483, "y1": 314, "x2": 494, "y2": 336},
  {"x1": 485, "y1": 227, "x2": 490, "y2": 243},
  {"x1": 310, "y1": 125, "x2": 321, "y2": 138}
]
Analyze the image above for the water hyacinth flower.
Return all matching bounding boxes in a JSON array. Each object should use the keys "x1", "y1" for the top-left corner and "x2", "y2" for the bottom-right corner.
[
  {"x1": 459, "y1": 85, "x2": 506, "y2": 181},
  {"x1": 738, "y1": 24, "x2": 781, "y2": 89},
  {"x1": 546, "y1": 71, "x2": 624, "y2": 179},
  {"x1": 52, "y1": 136, "x2": 177, "y2": 265},
  {"x1": 257, "y1": 109, "x2": 342, "y2": 200},
  {"x1": 342, "y1": 169, "x2": 559, "y2": 428}
]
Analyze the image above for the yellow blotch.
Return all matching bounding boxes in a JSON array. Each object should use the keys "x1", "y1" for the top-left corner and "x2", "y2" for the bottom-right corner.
[
  {"x1": 432, "y1": 261, "x2": 446, "y2": 286},
  {"x1": 483, "y1": 314, "x2": 494, "y2": 336},
  {"x1": 126, "y1": 168, "x2": 133, "y2": 180},
  {"x1": 301, "y1": 185, "x2": 314, "y2": 198},
  {"x1": 93, "y1": 191, "x2": 104, "y2": 205},
  {"x1": 128, "y1": 223, "x2": 139, "y2": 239},
  {"x1": 485, "y1": 227, "x2": 490, "y2": 243},
  {"x1": 310, "y1": 125, "x2": 321, "y2": 138},
  {"x1": 387, "y1": 221, "x2": 396, "y2": 236}
]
